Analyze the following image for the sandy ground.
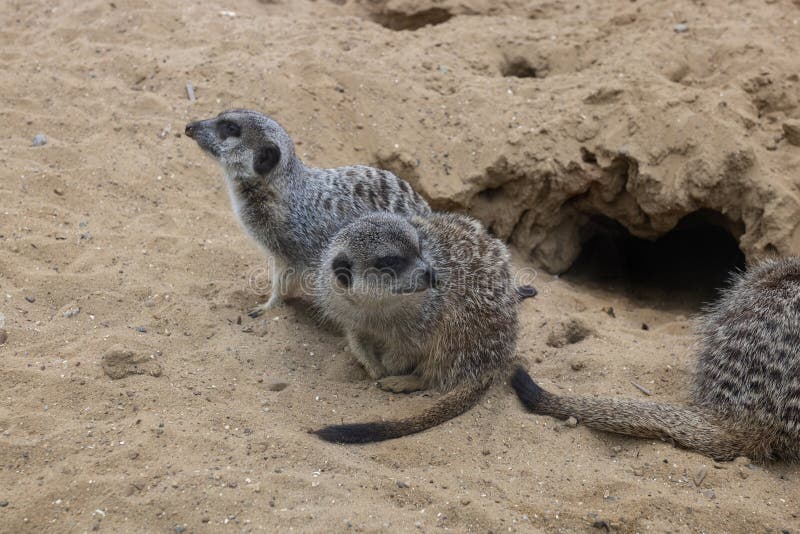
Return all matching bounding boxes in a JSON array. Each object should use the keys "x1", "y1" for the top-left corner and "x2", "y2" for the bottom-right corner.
[{"x1": 2, "y1": 0, "x2": 800, "y2": 532}]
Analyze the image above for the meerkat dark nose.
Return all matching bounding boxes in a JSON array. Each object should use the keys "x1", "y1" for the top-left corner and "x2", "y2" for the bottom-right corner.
[{"x1": 185, "y1": 122, "x2": 197, "y2": 138}]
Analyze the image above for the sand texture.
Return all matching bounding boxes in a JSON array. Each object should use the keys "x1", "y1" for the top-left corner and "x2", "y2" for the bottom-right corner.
[{"x1": 1, "y1": 0, "x2": 800, "y2": 532}]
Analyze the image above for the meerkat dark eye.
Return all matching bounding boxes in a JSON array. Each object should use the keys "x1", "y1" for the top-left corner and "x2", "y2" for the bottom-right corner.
[
  {"x1": 373, "y1": 255, "x2": 407, "y2": 273},
  {"x1": 216, "y1": 120, "x2": 241, "y2": 140},
  {"x1": 332, "y1": 255, "x2": 352, "y2": 287}
]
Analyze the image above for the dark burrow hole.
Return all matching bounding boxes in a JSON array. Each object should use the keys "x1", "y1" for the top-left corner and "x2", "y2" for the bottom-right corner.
[
  {"x1": 500, "y1": 57, "x2": 540, "y2": 78},
  {"x1": 563, "y1": 210, "x2": 746, "y2": 309},
  {"x1": 371, "y1": 8, "x2": 453, "y2": 31}
]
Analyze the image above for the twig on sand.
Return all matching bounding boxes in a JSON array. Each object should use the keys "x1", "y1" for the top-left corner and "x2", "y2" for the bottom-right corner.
[
  {"x1": 630, "y1": 380, "x2": 652, "y2": 396},
  {"x1": 185, "y1": 81, "x2": 196, "y2": 102}
]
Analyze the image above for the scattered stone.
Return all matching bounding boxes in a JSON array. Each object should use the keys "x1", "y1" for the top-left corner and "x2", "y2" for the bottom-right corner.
[
  {"x1": 783, "y1": 120, "x2": 800, "y2": 146},
  {"x1": 570, "y1": 360, "x2": 586, "y2": 371},
  {"x1": 53, "y1": 188, "x2": 65, "y2": 196},
  {"x1": 673, "y1": 23, "x2": 689, "y2": 33},
  {"x1": 63, "y1": 306, "x2": 81, "y2": 318},
  {"x1": 101, "y1": 350, "x2": 162, "y2": 380},
  {"x1": 0, "y1": 500, "x2": 8, "y2": 507},
  {"x1": 396, "y1": 480, "x2": 409, "y2": 489},
  {"x1": 592, "y1": 520, "x2": 611, "y2": 531},
  {"x1": 460, "y1": 498, "x2": 470, "y2": 506},
  {"x1": 268, "y1": 382, "x2": 288, "y2": 392},
  {"x1": 135, "y1": 326, "x2": 147, "y2": 333},
  {"x1": 32, "y1": 134, "x2": 47, "y2": 146},
  {"x1": 693, "y1": 466, "x2": 707, "y2": 486},
  {"x1": 641, "y1": 323, "x2": 649, "y2": 331},
  {"x1": 565, "y1": 416, "x2": 578, "y2": 428},
  {"x1": 173, "y1": 526, "x2": 186, "y2": 533},
  {"x1": 24, "y1": 296, "x2": 36, "y2": 303},
  {"x1": 0, "y1": 329, "x2": 7, "y2": 345},
  {"x1": 602, "y1": 306, "x2": 615, "y2": 318}
]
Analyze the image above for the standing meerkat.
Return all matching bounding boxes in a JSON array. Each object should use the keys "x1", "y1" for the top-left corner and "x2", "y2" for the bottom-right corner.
[
  {"x1": 513, "y1": 258, "x2": 800, "y2": 461},
  {"x1": 312, "y1": 211, "x2": 519, "y2": 443},
  {"x1": 185, "y1": 109, "x2": 431, "y2": 316}
]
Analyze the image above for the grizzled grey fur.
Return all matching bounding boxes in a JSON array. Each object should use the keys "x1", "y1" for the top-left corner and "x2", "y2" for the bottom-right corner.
[
  {"x1": 185, "y1": 109, "x2": 431, "y2": 316},
  {"x1": 513, "y1": 258, "x2": 800, "y2": 461}
]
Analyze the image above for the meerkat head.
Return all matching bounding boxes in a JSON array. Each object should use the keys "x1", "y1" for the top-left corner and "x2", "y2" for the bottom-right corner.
[
  {"x1": 321, "y1": 213, "x2": 438, "y2": 308},
  {"x1": 185, "y1": 109, "x2": 297, "y2": 179}
]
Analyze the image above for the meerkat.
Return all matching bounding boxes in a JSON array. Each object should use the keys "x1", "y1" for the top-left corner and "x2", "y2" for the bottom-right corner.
[
  {"x1": 311, "y1": 211, "x2": 519, "y2": 443},
  {"x1": 513, "y1": 257, "x2": 800, "y2": 461},
  {"x1": 185, "y1": 109, "x2": 431, "y2": 316}
]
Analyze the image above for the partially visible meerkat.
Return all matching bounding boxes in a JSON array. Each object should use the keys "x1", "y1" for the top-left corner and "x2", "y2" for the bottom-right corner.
[
  {"x1": 513, "y1": 257, "x2": 800, "y2": 461},
  {"x1": 185, "y1": 109, "x2": 431, "y2": 316},
  {"x1": 312, "y1": 211, "x2": 519, "y2": 443}
]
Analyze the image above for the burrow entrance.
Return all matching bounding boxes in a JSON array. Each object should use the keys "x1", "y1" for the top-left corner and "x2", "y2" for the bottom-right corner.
[{"x1": 562, "y1": 210, "x2": 746, "y2": 309}]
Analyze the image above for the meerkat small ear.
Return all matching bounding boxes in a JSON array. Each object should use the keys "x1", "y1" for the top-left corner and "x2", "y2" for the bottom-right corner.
[
  {"x1": 332, "y1": 254, "x2": 353, "y2": 288},
  {"x1": 254, "y1": 144, "x2": 281, "y2": 176}
]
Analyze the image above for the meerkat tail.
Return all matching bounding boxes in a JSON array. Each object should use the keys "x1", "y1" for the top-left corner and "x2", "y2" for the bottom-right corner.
[
  {"x1": 313, "y1": 378, "x2": 492, "y2": 444},
  {"x1": 511, "y1": 367, "x2": 771, "y2": 461},
  {"x1": 515, "y1": 285, "x2": 537, "y2": 300}
]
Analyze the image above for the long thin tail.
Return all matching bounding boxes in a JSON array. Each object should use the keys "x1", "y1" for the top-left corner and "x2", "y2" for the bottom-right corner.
[
  {"x1": 511, "y1": 367, "x2": 771, "y2": 461},
  {"x1": 313, "y1": 378, "x2": 491, "y2": 444}
]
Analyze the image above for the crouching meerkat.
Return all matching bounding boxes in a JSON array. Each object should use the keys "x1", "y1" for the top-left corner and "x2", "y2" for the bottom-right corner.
[
  {"x1": 311, "y1": 211, "x2": 519, "y2": 443},
  {"x1": 185, "y1": 109, "x2": 431, "y2": 316},
  {"x1": 513, "y1": 258, "x2": 800, "y2": 461}
]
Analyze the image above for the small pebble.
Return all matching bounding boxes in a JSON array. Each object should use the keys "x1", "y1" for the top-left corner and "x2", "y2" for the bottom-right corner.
[
  {"x1": 396, "y1": 480, "x2": 409, "y2": 489},
  {"x1": 783, "y1": 120, "x2": 800, "y2": 146},
  {"x1": 173, "y1": 526, "x2": 186, "y2": 534},
  {"x1": 673, "y1": 23, "x2": 688, "y2": 33},
  {"x1": 0, "y1": 500, "x2": 8, "y2": 507},
  {"x1": 25, "y1": 296, "x2": 36, "y2": 303},
  {"x1": 268, "y1": 382, "x2": 288, "y2": 392},
  {"x1": 0, "y1": 329, "x2": 7, "y2": 345},
  {"x1": 565, "y1": 416, "x2": 578, "y2": 428},
  {"x1": 32, "y1": 134, "x2": 47, "y2": 146},
  {"x1": 135, "y1": 326, "x2": 146, "y2": 333},
  {"x1": 63, "y1": 307, "x2": 81, "y2": 318}
]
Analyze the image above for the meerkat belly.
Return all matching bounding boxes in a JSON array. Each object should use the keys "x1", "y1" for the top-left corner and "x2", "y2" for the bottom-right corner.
[{"x1": 360, "y1": 328, "x2": 426, "y2": 376}]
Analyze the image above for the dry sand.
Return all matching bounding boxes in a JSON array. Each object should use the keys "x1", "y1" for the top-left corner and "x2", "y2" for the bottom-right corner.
[{"x1": 1, "y1": 0, "x2": 800, "y2": 532}]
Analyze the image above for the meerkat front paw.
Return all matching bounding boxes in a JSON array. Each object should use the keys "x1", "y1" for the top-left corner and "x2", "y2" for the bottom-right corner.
[
  {"x1": 247, "y1": 294, "x2": 284, "y2": 318},
  {"x1": 377, "y1": 375, "x2": 424, "y2": 394}
]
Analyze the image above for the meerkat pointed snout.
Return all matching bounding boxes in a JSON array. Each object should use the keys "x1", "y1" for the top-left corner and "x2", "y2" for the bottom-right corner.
[
  {"x1": 513, "y1": 257, "x2": 800, "y2": 462},
  {"x1": 185, "y1": 110, "x2": 290, "y2": 177},
  {"x1": 312, "y1": 212, "x2": 520, "y2": 443},
  {"x1": 185, "y1": 108, "x2": 433, "y2": 316}
]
